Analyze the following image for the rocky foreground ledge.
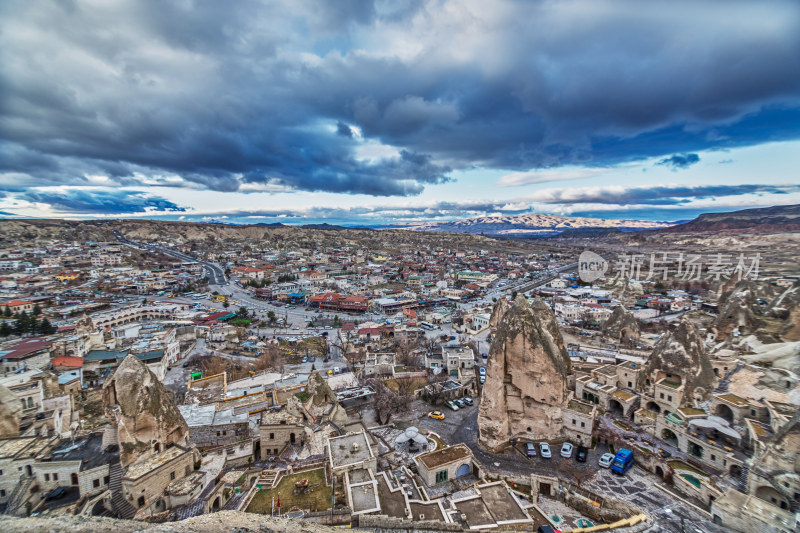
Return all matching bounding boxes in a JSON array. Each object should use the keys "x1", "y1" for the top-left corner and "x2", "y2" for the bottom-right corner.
[{"x1": 0, "y1": 511, "x2": 337, "y2": 533}]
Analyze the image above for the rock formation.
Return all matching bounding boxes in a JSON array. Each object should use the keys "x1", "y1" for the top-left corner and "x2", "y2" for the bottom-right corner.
[
  {"x1": 768, "y1": 283, "x2": 800, "y2": 342},
  {"x1": 714, "y1": 280, "x2": 800, "y2": 343},
  {"x1": 103, "y1": 355, "x2": 189, "y2": 466},
  {"x1": 602, "y1": 305, "x2": 640, "y2": 344},
  {"x1": 478, "y1": 295, "x2": 571, "y2": 451},
  {"x1": 639, "y1": 319, "x2": 716, "y2": 403},
  {"x1": 713, "y1": 280, "x2": 769, "y2": 341},
  {"x1": 0, "y1": 384, "x2": 21, "y2": 438},
  {"x1": 488, "y1": 296, "x2": 510, "y2": 334}
]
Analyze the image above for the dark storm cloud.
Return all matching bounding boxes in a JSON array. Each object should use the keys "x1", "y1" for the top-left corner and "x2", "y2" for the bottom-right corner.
[
  {"x1": 656, "y1": 153, "x2": 700, "y2": 170},
  {"x1": 336, "y1": 122, "x2": 354, "y2": 138},
  {"x1": 1, "y1": 0, "x2": 799, "y2": 196},
  {"x1": 15, "y1": 190, "x2": 186, "y2": 214}
]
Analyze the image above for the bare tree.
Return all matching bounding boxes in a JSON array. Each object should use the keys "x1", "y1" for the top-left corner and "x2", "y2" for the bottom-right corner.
[
  {"x1": 394, "y1": 338, "x2": 421, "y2": 368},
  {"x1": 424, "y1": 370, "x2": 449, "y2": 405},
  {"x1": 368, "y1": 378, "x2": 412, "y2": 425}
]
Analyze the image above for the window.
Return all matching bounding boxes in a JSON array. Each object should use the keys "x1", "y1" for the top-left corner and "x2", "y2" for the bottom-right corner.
[
  {"x1": 0, "y1": 469, "x2": 3, "y2": 476},
  {"x1": 581, "y1": 422, "x2": 585, "y2": 428},
  {"x1": 269, "y1": 433, "x2": 274, "y2": 440},
  {"x1": 93, "y1": 479, "x2": 100, "y2": 488},
  {"x1": 53, "y1": 473, "x2": 58, "y2": 481},
  {"x1": 751, "y1": 409, "x2": 756, "y2": 416},
  {"x1": 667, "y1": 395, "x2": 672, "y2": 402},
  {"x1": 660, "y1": 393, "x2": 664, "y2": 399},
  {"x1": 711, "y1": 454, "x2": 716, "y2": 461},
  {"x1": 0, "y1": 490, "x2": 4, "y2": 497},
  {"x1": 435, "y1": 470, "x2": 448, "y2": 483},
  {"x1": 44, "y1": 473, "x2": 50, "y2": 481},
  {"x1": 104, "y1": 476, "x2": 110, "y2": 485},
  {"x1": 628, "y1": 382, "x2": 632, "y2": 388},
  {"x1": 170, "y1": 471, "x2": 175, "y2": 480},
  {"x1": 572, "y1": 419, "x2": 576, "y2": 425}
]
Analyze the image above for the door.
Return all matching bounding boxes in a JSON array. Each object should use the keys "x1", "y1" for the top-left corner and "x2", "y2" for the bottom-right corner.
[{"x1": 456, "y1": 464, "x2": 471, "y2": 477}]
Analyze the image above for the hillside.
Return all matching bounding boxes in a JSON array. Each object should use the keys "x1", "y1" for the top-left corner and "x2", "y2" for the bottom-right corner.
[
  {"x1": 387, "y1": 213, "x2": 671, "y2": 236},
  {"x1": 0, "y1": 219, "x2": 538, "y2": 254},
  {"x1": 657, "y1": 204, "x2": 800, "y2": 234}
]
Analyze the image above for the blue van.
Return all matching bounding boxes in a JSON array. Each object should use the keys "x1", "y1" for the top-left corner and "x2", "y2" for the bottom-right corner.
[{"x1": 611, "y1": 448, "x2": 633, "y2": 474}]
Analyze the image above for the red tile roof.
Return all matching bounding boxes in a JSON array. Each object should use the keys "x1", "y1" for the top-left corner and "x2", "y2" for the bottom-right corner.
[{"x1": 51, "y1": 356, "x2": 84, "y2": 368}]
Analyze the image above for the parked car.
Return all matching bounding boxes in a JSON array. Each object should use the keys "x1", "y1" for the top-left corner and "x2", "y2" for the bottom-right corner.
[
  {"x1": 560, "y1": 442, "x2": 574, "y2": 458},
  {"x1": 308, "y1": 356, "x2": 316, "y2": 363},
  {"x1": 479, "y1": 367, "x2": 486, "y2": 376},
  {"x1": 611, "y1": 448, "x2": 634, "y2": 475},
  {"x1": 482, "y1": 353, "x2": 488, "y2": 358},
  {"x1": 599, "y1": 453, "x2": 615, "y2": 468},
  {"x1": 576, "y1": 445, "x2": 588, "y2": 462},
  {"x1": 446, "y1": 400, "x2": 460, "y2": 411},
  {"x1": 454, "y1": 398, "x2": 465, "y2": 408},
  {"x1": 427, "y1": 411, "x2": 445, "y2": 420},
  {"x1": 539, "y1": 442, "x2": 551, "y2": 458},
  {"x1": 479, "y1": 375, "x2": 485, "y2": 384},
  {"x1": 301, "y1": 356, "x2": 308, "y2": 363},
  {"x1": 45, "y1": 487, "x2": 66, "y2": 501},
  {"x1": 526, "y1": 442, "x2": 537, "y2": 457},
  {"x1": 462, "y1": 397, "x2": 473, "y2": 406}
]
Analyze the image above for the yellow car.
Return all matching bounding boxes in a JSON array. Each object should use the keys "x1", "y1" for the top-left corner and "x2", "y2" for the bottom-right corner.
[{"x1": 427, "y1": 411, "x2": 445, "y2": 420}]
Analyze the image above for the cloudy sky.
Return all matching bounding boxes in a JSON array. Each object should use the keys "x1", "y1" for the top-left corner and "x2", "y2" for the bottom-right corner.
[{"x1": 1, "y1": 0, "x2": 799, "y2": 225}]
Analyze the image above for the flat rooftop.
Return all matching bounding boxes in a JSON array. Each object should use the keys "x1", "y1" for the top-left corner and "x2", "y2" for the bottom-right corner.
[
  {"x1": 479, "y1": 482, "x2": 530, "y2": 523},
  {"x1": 416, "y1": 443, "x2": 471, "y2": 471},
  {"x1": 125, "y1": 446, "x2": 188, "y2": 480},
  {"x1": 51, "y1": 433, "x2": 117, "y2": 471},
  {"x1": 329, "y1": 431, "x2": 373, "y2": 468}
]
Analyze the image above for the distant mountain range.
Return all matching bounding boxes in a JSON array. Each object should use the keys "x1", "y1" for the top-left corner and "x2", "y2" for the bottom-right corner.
[
  {"x1": 657, "y1": 204, "x2": 800, "y2": 234},
  {"x1": 383, "y1": 213, "x2": 673, "y2": 237}
]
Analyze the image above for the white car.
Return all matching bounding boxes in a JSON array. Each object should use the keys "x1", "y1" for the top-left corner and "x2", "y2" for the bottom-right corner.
[
  {"x1": 599, "y1": 453, "x2": 615, "y2": 468},
  {"x1": 539, "y1": 442, "x2": 552, "y2": 458},
  {"x1": 560, "y1": 442, "x2": 574, "y2": 458}
]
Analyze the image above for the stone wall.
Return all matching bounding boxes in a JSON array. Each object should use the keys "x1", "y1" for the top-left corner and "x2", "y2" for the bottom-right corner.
[
  {"x1": 78, "y1": 463, "x2": 110, "y2": 498},
  {"x1": 122, "y1": 448, "x2": 197, "y2": 510}
]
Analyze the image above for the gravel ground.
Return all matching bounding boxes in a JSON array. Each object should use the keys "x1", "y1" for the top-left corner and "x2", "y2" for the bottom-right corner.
[{"x1": 0, "y1": 511, "x2": 337, "y2": 533}]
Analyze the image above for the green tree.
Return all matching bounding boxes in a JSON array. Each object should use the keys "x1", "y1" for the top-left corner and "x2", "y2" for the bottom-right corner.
[
  {"x1": 14, "y1": 313, "x2": 29, "y2": 335},
  {"x1": 237, "y1": 306, "x2": 248, "y2": 317},
  {"x1": 267, "y1": 311, "x2": 276, "y2": 324},
  {"x1": 0, "y1": 321, "x2": 10, "y2": 337},
  {"x1": 32, "y1": 303, "x2": 41, "y2": 316},
  {"x1": 2, "y1": 305, "x2": 11, "y2": 317},
  {"x1": 223, "y1": 302, "x2": 230, "y2": 309},
  {"x1": 142, "y1": 298, "x2": 147, "y2": 305},
  {"x1": 39, "y1": 318, "x2": 55, "y2": 335}
]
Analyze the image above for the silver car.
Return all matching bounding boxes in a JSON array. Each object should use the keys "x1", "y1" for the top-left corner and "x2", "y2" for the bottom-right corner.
[{"x1": 599, "y1": 453, "x2": 615, "y2": 468}]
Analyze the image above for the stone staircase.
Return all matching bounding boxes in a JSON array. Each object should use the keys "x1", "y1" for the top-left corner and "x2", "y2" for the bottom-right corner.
[
  {"x1": 4, "y1": 474, "x2": 33, "y2": 515},
  {"x1": 258, "y1": 470, "x2": 279, "y2": 489},
  {"x1": 108, "y1": 462, "x2": 137, "y2": 519},
  {"x1": 715, "y1": 361, "x2": 745, "y2": 394},
  {"x1": 733, "y1": 464, "x2": 749, "y2": 492}
]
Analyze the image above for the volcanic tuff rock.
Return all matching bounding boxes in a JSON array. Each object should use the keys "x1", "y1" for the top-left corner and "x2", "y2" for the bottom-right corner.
[
  {"x1": 602, "y1": 305, "x2": 640, "y2": 344},
  {"x1": 640, "y1": 319, "x2": 716, "y2": 403},
  {"x1": 478, "y1": 295, "x2": 571, "y2": 451},
  {"x1": 488, "y1": 296, "x2": 510, "y2": 333},
  {"x1": 103, "y1": 355, "x2": 189, "y2": 466},
  {"x1": 0, "y1": 384, "x2": 21, "y2": 438},
  {"x1": 712, "y1": 279, "x2": 800, "y2": 343}
]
